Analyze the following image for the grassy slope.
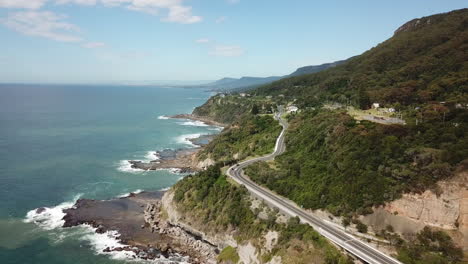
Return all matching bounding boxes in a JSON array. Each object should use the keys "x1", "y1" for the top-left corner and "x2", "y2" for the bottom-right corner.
[{"x1": 197, "y1": 114, "x2": 282, "y2": 162}]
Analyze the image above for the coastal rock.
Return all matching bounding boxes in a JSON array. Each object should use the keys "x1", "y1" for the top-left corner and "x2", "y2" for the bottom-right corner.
[
  {"x1": 197, "y1": 158, "x2": 215, "y2": 169},
  {"x1": 170, "y1": 114, "x2": 226, "y2": 127},
  {"x1": 362, "y1": 168, "x2": 468, "y2": 250},
  {"x1": 238, "y1": 242, "x2": 259, "y2": 264},
  {"x1": 129, "y1": 148, "x2": 200, "y2": 173},
  {"x1": 35, "y1": 207, "x2": 46, "y2": 214}
]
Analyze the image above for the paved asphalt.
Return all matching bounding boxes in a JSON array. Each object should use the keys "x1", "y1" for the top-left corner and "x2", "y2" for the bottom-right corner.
[{"x1": 226, "y1": 111, "x2": 402, "y2": 264}]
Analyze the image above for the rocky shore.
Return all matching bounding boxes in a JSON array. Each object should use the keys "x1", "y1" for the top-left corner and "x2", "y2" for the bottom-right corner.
[
  {"x1": 129, "y1": 134, "x2": 216, "y2": 173},
  {"x1": 129, "y1": 148, "x2": 200, "y2": 173},
  {"x1": 170, "y1": 114, "x2": 226, "y2": 127},
  {"x1": 61, "y1": 191, "x2": 218, "y2": 263}
]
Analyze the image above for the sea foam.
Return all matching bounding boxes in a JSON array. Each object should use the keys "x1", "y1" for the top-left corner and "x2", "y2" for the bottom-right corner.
[
  {"x1": 157, "y1": 115, "x2": 170, "y2": 120},
  {"x1": 144, "y1": 151, "x2": 160, "y2": 162},
  {"x1": 178, "y1": 120, "x2": 208, "y2": 127},
  {"x1": 80, "y1": 224, "x2": 190, "y2": 263},
  {"x1": 176, "y1": 133, "x2": 203, "y2": 147},
  {"x1": 117, "y1": 160, "x2": 146, "y2": 173},
  {"x1": 117, "y1": 189, "x2": 144, "y2": 198},
  {"x1": 24, "y1": 194, "x2": 82, "y2": 230}
]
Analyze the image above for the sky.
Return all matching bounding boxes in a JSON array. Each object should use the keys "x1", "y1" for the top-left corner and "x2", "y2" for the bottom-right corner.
[{"x1": 0, "y1": 0, "x2": 466, "y2": 84}]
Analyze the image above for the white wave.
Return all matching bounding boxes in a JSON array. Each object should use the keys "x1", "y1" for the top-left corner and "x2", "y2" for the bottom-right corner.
[
  {"x1": 157, "y1": 115, "x2": 170, "y2": 120},
  {"x1": 81, "y1": 224, "x2": 190, "y2": 263},
  {"x1": 24, "y1": 194, "x2": 82, "y2": 230},
  {"x1": 144, "y1": 151, "x2": 160, "y2": 162},
  {"x1": 80, "y1": 225, "x2": 137, "y2": 260},
  {"x1": 176, "y1": 133, "x2": 203, "y2": 147},
  {"x1": 168, "y1": 168, "x2": 182, "y2": 174},
  {"x1": 118, "y1": 189, "x2": 144, "y2": 198},
  {"x1": 117, "y1": 160, "x2": 145, "y2": 173},
  {"x1": 178, "y1": 120, "x2": 208, "y2": 127},
  {"x1": 208, "y1": 126, "x2": 224, "y2": 131},
  {"x1": 159, "y1": 187, "x2": 171, "y2": 191}
]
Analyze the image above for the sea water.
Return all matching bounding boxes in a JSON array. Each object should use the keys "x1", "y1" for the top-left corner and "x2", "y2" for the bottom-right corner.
[{"x1": 0, "y1": 84, "x2": 218, "y2": 264}]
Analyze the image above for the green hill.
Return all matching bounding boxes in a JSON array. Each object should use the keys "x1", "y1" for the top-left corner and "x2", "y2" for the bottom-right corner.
[
  {"x1": 180, "y1": 9, "x2": 468, "y2": 263},
  {"x1": 244, "y1": 8, "x2": 468, "y2": 215},
  {"x1": 256, "y1": 8, "x2": 468, "y2": 109}
]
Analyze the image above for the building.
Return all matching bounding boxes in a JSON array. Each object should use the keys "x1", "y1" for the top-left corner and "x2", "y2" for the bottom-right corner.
[{"x1": 287, "y1": 105, "x2": 299, "y2": 113}]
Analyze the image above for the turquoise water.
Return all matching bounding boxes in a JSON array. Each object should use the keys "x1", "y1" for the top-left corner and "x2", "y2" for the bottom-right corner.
[{"x1": 0, "y1": 84, "x2": 218, "y2": 263}]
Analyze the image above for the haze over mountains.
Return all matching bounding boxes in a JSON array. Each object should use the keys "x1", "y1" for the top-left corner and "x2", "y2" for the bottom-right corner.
[{"x1": 203, "y1": 59, "x2": 347, "y2": 92}]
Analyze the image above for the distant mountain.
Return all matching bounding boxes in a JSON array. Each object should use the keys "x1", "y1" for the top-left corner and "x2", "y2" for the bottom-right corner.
[
  {"x1": 206, "y1": 76, "x2": 282, "y2": 91},
  {"x1": 211, "y1": 77, "x2": 238, "y2": 85},
  {"x1": 288, "y1": 60, "x2": 346, "y2": 77},
  {"x1": 205, "y1": 60, "x2": 347, "y2": 92}
]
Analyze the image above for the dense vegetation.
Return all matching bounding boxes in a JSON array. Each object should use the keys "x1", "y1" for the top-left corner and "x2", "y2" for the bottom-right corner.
[
  {"x1": 245, "y1": 109, "x2": 467, "y2": 214},
  {"x1": 179, "y1": 9, "x2": 468, "y2": 263},
  {"x1": 217, "y1": 246, "x2": 240, "y2": 263},
  {"x1": 197, "y1": 114, "x2": 282, "y2": 162},
  {"x1": 172, "y1": 165, "x2": 352, "y2": 263},
  {"x1": 255, "y1": 9, "x2": 467, "y2": 111},
  {"x1": 193, "y1": 94, "x2": 276, "y2": 124},
  {"x1": 395, "y1": 227, "x2": 463, "y2": 264}
]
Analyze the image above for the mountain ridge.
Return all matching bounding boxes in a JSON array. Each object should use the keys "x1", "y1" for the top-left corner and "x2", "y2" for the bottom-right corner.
[{"x1": 204, "y1": 60, "x2": 347, "y2": 92}]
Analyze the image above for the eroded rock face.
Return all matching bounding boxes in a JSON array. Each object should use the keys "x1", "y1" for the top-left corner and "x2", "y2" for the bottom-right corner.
[
  {"x1": 143, "y1": 200, "x2": 218, "y2": 263},
  {"x1": 362, "y1": 169, "x2": 468, "y2": 250},
  {"x1": 196, "y1": 158, "x2": 215, "y2": 170}
]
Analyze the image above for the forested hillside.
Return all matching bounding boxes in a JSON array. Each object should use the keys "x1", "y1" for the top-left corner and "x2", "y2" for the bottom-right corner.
[
  {"x1": 245, "y1": 109, "x2": 466, "y2": 214},
  {"x1": 183, "y1": 9, "x2": 468, "y2": 263},
  {"x1": 172, "y1": 165, "x2": 353, "y2": 264},
  {"x1": 256, "y1": 9, "x2": 467, "y2": 110},
  {"x1": 197, "y1": 114, "x2": 281, "y2": 163}
]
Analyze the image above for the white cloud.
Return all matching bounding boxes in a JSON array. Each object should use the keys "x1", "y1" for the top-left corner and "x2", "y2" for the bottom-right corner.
[
  {"x1": 55, "y1": 0, "x2": 98, "y2": 5},
  {"x1": 195, "y1": 38, "x2": 209, "y2": 43},
  {"x1": 215, "y1": 16, "x2": 226, "y2": 24},
  {"x1": 56, "y1": 0, "x2": 202, "y2": 24},
  {"x1": 1, "y1": 11, "x2": 82, "y2": 42},
  {"x1": 210, "y1": 45, "x2": 244, "y2": 57},
  {"x1": 163, "y1": 5, "x2": 201, "y2": 24},
  {"x1": 0, "y1": 0, "x2": 202, "y2": 24},
  {"x1": 82, "y1": 41, "x2": 105, "y2": 48},
  {"x1": 0, "y1": 0, "x2": 48, "y2": 9}
]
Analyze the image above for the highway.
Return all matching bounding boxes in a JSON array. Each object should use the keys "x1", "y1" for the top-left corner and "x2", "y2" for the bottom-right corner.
[{"x1": 226, "y1": 111, "x2": 402, "y2": 264}]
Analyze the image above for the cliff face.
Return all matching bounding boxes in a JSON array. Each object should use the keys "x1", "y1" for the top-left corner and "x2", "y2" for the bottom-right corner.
[
  {"x1": 362, "y1": 166, "x2": 468, "y2": 251},
  {"x1": 160, "y1": 190, "x2": 282, "y2": 264}
]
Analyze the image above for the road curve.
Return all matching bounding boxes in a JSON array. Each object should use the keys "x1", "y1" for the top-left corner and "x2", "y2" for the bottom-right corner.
[{"x1": 226, "y1": 112, "x2": 402, "y2": 264}]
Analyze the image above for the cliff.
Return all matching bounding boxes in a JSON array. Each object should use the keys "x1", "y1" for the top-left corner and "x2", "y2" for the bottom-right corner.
[{"x1": 362, "y1": 163, "x2": 468, "y2": 251}]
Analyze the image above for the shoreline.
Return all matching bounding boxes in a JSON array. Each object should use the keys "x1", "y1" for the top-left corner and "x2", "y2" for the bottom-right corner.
[
  {"x1": 169, "y1": 114, "x2": 226, "y2": 127},
  {"x1": 60, "y1": 114, "x2": 224, "y2": 263},
  {"x1": 61, "y1": 191, "x2": 217, "y2": 263},
  {"x1": 129, "y1": 134, "x2": 216, "y2": 173}
]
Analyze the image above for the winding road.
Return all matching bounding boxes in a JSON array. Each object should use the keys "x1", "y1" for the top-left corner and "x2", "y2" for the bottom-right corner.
[{"x1": 226, "y1": 110, "x2": 402, "y2": 264}]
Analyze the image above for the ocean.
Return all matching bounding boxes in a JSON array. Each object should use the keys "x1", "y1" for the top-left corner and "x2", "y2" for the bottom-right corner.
[{"x1": 0, "y1": 84, "x2": 220, "y2": 264}]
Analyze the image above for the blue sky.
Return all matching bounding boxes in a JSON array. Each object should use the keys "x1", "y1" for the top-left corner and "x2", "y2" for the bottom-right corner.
[{"x1": 0, "y1": 0, "x2": 466, "y2": 84}]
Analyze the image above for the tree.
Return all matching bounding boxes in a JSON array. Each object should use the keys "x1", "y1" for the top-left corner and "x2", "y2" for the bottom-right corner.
[
  {"x1": 358, "y1": 88, "x2": 371, "y2": 110},
  {"x1": 356, "y1": 221, "x2": 368, "y2": 233},
  {"x1": 251, "y1": 104, "x2": 259, "y2": 115}
]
